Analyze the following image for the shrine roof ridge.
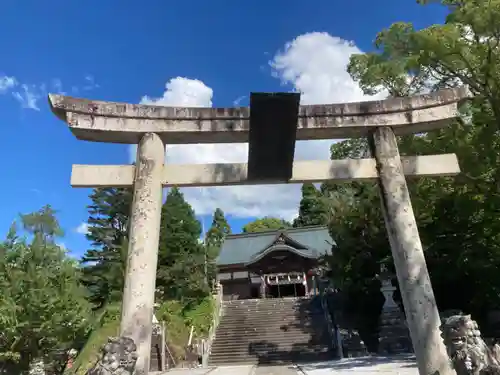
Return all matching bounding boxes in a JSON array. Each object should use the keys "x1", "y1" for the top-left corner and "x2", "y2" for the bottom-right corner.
[
  {"x1": 224, "y1": 225, "x2": 329, "y2": 239},
  {"x1": 48, "y1": 87, "x2": 471, "y2": 144}
]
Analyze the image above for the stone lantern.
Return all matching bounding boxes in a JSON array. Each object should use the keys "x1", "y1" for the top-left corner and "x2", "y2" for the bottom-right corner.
[{"x1": 377, "y1": 263, "x2": 413, "y2": 354}]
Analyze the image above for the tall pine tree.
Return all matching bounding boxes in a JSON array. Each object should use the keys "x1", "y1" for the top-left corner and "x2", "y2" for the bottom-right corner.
[
  {"x1": 157, "y1": 187, "x2": 208, "y2": 301},
  {"x1": 293, "y1": 183, "x2": 328, "y2": 227},
  {"x1": 80, "y1": 188, "x2": 133, "y2": 309},
  {"x1": 205, "y1": 208, "x2": 231, "y2": 249},
  {"x1": 205, "y1": 208, "x2": 231, "y2": 288}
]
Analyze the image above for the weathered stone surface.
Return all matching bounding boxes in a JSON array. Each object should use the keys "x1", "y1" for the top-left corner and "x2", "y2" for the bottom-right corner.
[
  {"x1": 369, "y1": 127, "x2": 454, "y2": 375},
  {"x1": 441, "y1": 314, "x2": 500, "y2": 375},
  {"x1": 48, "y1": 87, "x2": 469, "y2": 144},
  {"x1": 69, "y1": 153, "x2": 460, "y2": 188},
  {"x1": 120, "y1": 133, "x2": 164, "y2": 375},
  {"x1": 86, "y1": 336, "x2": 138, "y2": 375}
]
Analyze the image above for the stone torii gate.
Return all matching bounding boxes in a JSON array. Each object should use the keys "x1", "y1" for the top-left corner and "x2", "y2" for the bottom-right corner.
[{"x1": 49, "y1": 87, "x2": 468, "y2": 375}]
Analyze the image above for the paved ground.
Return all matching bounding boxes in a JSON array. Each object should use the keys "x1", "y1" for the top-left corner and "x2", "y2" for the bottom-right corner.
[
  {"x1": 154, "y1": 355, "x2": 418, "y2": 375},
  {"x1": 295, "y1": 355, "x2": 417, "y2": 375}
]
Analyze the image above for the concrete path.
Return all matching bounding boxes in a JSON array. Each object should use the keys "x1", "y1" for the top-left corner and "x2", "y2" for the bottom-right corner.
[
  {"x1": 153, "y1": 355, "x2": 418, "y2": 375},
  {"x1": 296, "y1": 355, "x2": 417, "y2": 375},
  {"x1": 152, "y1": 365, "x2": 254, "y2": 375}
]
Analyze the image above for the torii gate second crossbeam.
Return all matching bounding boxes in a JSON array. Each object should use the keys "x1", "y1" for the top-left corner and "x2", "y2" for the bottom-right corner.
[{"x1": 49, "y1": 86, "x2": 469, "y2": 375}]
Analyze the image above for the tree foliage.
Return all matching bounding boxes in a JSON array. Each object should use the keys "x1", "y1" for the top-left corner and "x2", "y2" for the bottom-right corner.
[
  {"x1": 80, "y1": 188, "x2": 133, "y2": 309},
  {"x1": 157, "y1": 187, "x2": 208, "y2": 301},
  {"x1": 293, "y1": 183, "x2": 328, "y2": 227},
  {"x1": 324, "y1": 0, "x2": 500, "y2": 338},
  {"x1": 242, "y1": 217, "x2": 292, "y2": 233},
  {"x1": 205, "y1": 208, "x2": 231, "y2": 249},
  {"x1": 0, "y1": 208, "x2": 91, "y2": 374},
  {"x1": 205, "y1": 208, "x2": 231, "y2": 288}
]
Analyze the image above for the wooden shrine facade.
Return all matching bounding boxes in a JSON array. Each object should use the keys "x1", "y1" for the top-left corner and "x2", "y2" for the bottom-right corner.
[{"x1": 216, "y1": 226, "x2": 333, "y2": 300}]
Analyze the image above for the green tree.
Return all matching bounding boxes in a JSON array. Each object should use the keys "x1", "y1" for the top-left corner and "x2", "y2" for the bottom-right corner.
[
  {"x1": 347, "y1": 0, "x2": 500, "y2": 125},
  {"x1": 157, "y1": 187, "x2": 208, "y2": 301},
  {"x1": 293, "y1": 183, "x2": 328, "y2": 227},
  {"x1": 80, "y1": 188, "x2": 133, "y2": 309},
  {"x1": 318, "y1": 140, "x2": 388, "y2": 349},
  {"x1": 20, "y1": 205, "x2": 63, "y2": 243},
  {"x1": 205, "y1": 208, "x2": 231, "y2": 249},
  {"x1": 204, "y1": 208, "x2": 231, "y2": 288},
  {"x1": 0, "y1": 208, "x2": 91, "y2": 374},
  {"x1": 333, "y1": 0, "x2": 500, "y2": 332},
  {"x1": 242, "y1": 217, "x2": 292, "y2": 233}
]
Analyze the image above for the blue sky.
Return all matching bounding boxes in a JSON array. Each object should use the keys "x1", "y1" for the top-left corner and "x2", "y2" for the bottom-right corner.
[{"x1": 0, "y1": 0, "x2": 447, "y2": 258}]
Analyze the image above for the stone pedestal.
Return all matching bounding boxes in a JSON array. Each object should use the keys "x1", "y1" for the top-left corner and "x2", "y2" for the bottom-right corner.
[{"x1": 378, "y1": 278, "x2": 412, "y2": 355}]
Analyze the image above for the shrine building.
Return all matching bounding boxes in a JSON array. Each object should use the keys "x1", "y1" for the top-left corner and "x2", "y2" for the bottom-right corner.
[{"x1": 216, "y1": 226, "x2": 334, "y2": 300}]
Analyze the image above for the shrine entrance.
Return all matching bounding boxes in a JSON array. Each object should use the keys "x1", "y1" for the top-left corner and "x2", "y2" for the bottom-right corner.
[{"x1": 264, "y1": 272, "x2": 307, "y2": 298}]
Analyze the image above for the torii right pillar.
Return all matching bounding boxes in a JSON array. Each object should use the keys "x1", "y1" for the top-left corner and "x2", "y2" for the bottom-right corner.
[{"x1": 370, "y1": 126, "x2": 452, "y2": 375}]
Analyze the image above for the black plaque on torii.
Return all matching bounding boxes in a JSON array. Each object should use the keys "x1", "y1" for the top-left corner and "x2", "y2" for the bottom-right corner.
[{"x1": 247, "y1": 92, "x2": 300, "y2": 182}]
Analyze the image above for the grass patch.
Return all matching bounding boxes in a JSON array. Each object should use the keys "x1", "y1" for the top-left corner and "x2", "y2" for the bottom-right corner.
[
  {"x1": 66, "y1": 304, "x2": 121, "y2": 375},
  {"x1": 67, "y1": 297, "x2": 215, "y2": 371},
  {"x1": 156, "y1": 296, "x2": 215, "y2": 361}
]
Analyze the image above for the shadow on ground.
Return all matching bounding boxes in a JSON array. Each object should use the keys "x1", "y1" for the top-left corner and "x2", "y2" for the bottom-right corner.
[{"x1": 296, "y1": 354, "x2": 416, "y2": 371}]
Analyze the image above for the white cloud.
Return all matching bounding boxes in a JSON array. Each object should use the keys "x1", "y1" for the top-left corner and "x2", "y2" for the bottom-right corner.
[
  {"x1": 233, "y1": 95, "x2": 247, "y2": 106},
  {"x1": 12, "y1": 84, "x2": 41, "y2": 111},
  {"x1": 0, "y1": 74, "x2": 99, "y2": 110},
  {"x1": 83, "y1": 75, "x2": 100, "y2": 91},
  {"x1": 0, "y1": 75, "x2": 17, "y2": 93},
  {"x1": 132, "y1": 32, "x2": 383, "y2": 220},
  {"x1": 75, "y1": 222, "x2": 89, "y2": 235},
  {"x1": 140, "y1": 77, "x2": 213, "y2": 107}
]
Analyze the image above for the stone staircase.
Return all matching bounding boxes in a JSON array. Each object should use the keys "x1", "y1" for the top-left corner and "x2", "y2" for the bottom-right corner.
[{"x1": 208, "y1": 296, "x2": 336, "y2": 366}]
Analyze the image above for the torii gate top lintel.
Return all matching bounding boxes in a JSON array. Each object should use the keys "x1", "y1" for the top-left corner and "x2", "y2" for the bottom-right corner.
[{"x1": 48, "y1": 86, "x2": 470, "y2": 145}]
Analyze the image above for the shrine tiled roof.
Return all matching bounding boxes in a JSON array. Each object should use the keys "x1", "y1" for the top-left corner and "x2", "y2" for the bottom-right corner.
[{"x1": 216, "y1": 226, "x2": 334, "y2": 266}]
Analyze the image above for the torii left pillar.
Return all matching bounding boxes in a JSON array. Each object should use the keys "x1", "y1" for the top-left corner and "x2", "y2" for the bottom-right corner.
[{"x1": 121, "y1": 133, "x2": 164, "y2": 375}]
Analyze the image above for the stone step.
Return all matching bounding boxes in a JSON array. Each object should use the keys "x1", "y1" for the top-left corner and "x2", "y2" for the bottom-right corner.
[
  {"x1": 211, "y1": 340, "x2": 332, "y2": 351},
  {"x1": 216, "y1": 323, "x2": 326, "y2": 332},
  {"x1": 220, "y1": 308, "x2": 324, "y2": 314},
  {"x1": 222, "y1": 305, "x2": 323, "y2": 311},
  {"x1": 223, "y1": 301, "x2": 319, "y2": 306},
  {"x1": 208, "y1": 349, "x2": 334, "y2": 366},
  {"x1": 214, "y1": 330, "x2": 329, "y2": 340},
  {"x1": 210, "y1": 345, "x2": 331, "y2": 354},
  {"x1": 210, "y1": 297, "x2": 332, "y2": 367},
  {"x1": 212, "y1": 335, "x2": 330, "y2": 345},
  {"x1": 218, "y1": 315, "x2": 324, "y2": 325},
  {"x1": 214, "y1": 333, "x2": 329, "y2": 341},
  {"x1": 210, "y1": 341, "x2": 332, "y2": 352},
  {"x1": 210, "y1": 343, "x2": 331, "y2": 352},
  {"x1": 209, "y1": 352, "x2": 332, "y2": 362},
  {"x1": 223, "y1": 302, "x2": 320, "y2": 308},
  {"x1": 217, "y1": 319, "x2": 326, "y2": 327},
  {"x1": 220, "y1": 310, "x2": 323, "y2": 316},
  {"x1": 216, "y1": 327, "x2": 325, "y2": 334}
]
